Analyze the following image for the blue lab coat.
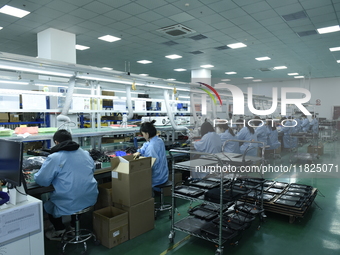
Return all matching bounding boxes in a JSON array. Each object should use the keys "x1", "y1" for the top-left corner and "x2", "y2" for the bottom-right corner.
[
  {"x1": 255, "y1": 124, "x2": 270, "y2": 147},
  {"x1": 266, "y1": 127, "x2": 281, "y2": 150},
  {"x1": 34, "y1": 142, "x2": 98, "y2": 218},
  {"x1": 138, "y1": 136, "x2": 168, "y2": 189},
  {"x1": 219, "y1": 130, "x2": 240, "y2": 153},
  {"x1": 310, "y1": 118, "x2": 319, "y2": 134},
  {"x1": 281, "y1": 120, "x2": 297, "y2": 148},
  {"x1": 194, "y1": 132, "x2": 222, "y2": 154},
  {"x1": 295, "y1": 118, "x2": 302, "y2": 132},
  {"x1": 236, "y1": 127, "x2": 258, "y2": 157},
  {"x1": 301, "y1": 118, "x2": 310, "y2": 132}
]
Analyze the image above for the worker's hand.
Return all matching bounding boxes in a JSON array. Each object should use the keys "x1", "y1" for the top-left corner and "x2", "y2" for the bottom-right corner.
[{"x1": 133, "y1": 152, "x2": 140, "y2": 160}]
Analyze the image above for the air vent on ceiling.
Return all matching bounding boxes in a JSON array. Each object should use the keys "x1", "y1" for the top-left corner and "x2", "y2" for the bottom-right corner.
[
  {"x1": 215, "y1": 45, "x2": 230, "y2": 50},
  {"x1": 258, "y1": 68, "x2": 273, "y2": 72},
  {"x1": 282, "y1": 11, "x2": 307, "y2": 22},
  {"x1": 296, "y1": 30, "x2": 318, "y2": 37},
  {"x1": 190, "y1": 34, "x2": 208, "y2": 40},
  {"x1": 162, "y1": 40, "x2": 179, "y2": 46},
  {"x1": 157, "y1": 24, "x2": 196, "y2": 37},
  {"x1": 190, "y1": 50, "x2": 204, "y2": 54}
]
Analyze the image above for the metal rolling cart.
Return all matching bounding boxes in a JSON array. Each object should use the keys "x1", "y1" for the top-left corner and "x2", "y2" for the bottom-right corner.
[
  {"x1": 168, "y1": 140, "x2": 266, "y2": 255},
  {"x1": 319, "y1": 120, "x2": 337, "y2": 142}
]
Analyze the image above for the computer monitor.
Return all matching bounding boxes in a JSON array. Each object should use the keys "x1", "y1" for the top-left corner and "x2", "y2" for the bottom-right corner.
[{"x1": 0, "y1": 139, "x2": 23, "y2": 188}]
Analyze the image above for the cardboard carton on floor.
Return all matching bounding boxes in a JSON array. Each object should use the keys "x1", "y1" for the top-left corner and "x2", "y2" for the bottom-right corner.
[
  {"x1": 114, "y1": 198, "x2": 154, "y2": 239},
  {"x1": 95, "y1": 182, "x2": 113, "y2": 210},
  {"x1": 111, "y1": 155, "x2": 154, "y2": 206},
  {"x1": 307, "y1": 144, "x2": 324, "y2": 155},
  {"x1": 93, "y1": 206, "x2": 128, "y2": 249}
]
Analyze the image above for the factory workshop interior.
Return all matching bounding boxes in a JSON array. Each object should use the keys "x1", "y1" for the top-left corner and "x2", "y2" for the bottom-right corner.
[{"x1": 0, "y1": 0, "x2": 340, "y2": 255}]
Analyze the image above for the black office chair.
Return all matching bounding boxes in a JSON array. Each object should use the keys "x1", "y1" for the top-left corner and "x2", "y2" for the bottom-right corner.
[
  {"x1": 61, "y1": 206, "x2": 99, "y2": 255},
  {"x1": 154, "y1": 180, "x2": 172, "y2": 219}
]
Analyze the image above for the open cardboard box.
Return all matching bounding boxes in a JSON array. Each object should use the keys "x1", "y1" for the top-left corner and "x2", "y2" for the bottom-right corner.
[{"x1": 111, "y1": 155, "x2": 155, "y2": 206}]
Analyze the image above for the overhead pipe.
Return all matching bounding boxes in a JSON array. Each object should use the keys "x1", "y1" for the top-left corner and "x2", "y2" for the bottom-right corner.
[{"x1": 163, "y1": 90, "x2": 188, "y2": 132}]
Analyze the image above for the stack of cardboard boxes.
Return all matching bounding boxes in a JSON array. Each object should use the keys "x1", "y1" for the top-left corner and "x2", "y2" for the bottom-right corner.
[{"x1": 93, "y1": 155, "x2": 155, "y2": 248}]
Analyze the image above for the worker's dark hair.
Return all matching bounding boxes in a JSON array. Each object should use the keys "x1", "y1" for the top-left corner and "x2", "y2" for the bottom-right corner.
[
  {"x1": 253, "y1": 116, "x2": 263, "y2": 126},
  {"x1": 217, "y1": 123, "x2": 235, "y2": 136},
  {"x1": 53, "y1": 129, "x2": 72, "y2": 143},
  {"x1": 245, "y1": 119, "x2": 255, "y2": 134},
  {"x1": 200, "y1": 121, "x2": 215, "y2": 137},
  {"x1": 140, "y1": 120, "x2": 157, "y2": 138},
  {"x1": 266, "y1": 119, "x2": 276, "y2": 131}
]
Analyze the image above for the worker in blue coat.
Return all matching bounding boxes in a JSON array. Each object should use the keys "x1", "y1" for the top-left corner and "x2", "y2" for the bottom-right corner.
[
  {"x1": 133, "y1": 120, "x2": 168, "y2": 191},
  {"x1": 193, "y1": 121, "x2": 222, "y2": 178},
  {"x1": 34, "y1": 130, "x2": 98, "y2": 241},
  {"x1": 310, "y1": 115, "x2": 319, "y2": 134},
  {"x1": 217, "y1": 123, "x2": 240, "y2": 153},
  {"x1": 236, "y1": 119, "x2": 258, "y2": 157},
  {"x1": 281, "y1": 117, "x2": 297, "y2": 148},
  {"x1": 266, "y1": 120, "x2": 281, "y2": 150},
  {"x1": 253, "y1": 116, "x2": 270, "y2": 149},
  {"x1": 194, "y1": 121, "x2": 222, "y2": 154},
  {"x1": 301, "y1": 115, "x2": 310, "y2": 132}
]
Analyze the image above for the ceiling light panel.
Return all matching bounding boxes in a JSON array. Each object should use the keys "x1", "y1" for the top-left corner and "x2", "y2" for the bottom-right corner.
[
  {"x1": 0, "y1": 5, "x2": 30, "y2": 18},
  {"x1": 76, "y1": 44, "x2": 90, "y2": 50},
  {"x1": 253, "y1": 79, "x2": 262, "y2": 82},
  {"x1": 337, "y1": 60, "x2": 340, "y2": 63},
  {"x1": 317, "y1": 25, "x2": 340, "y2": 34},
  {"x1": 227, "y1": 42, "x2": 247, "y2": 49},
  {"x1": 255, "y1": 56, "x2": 271, "y2": 61},
  {"x1": 273, "y1": 66, "x2": 287, "y2": 70},
  {"x1": 243, "y1": 77, "x2": 253, "y2": 79},
  {"x1": 200, "y1": 64, "x2": 214, "y2": 68},
  {"x1": 329, "y1": 47, "x2": 340, "y2": 52},
  {"x1": 98, "y1": 35, "x2": 121, "y2": 42},
  {"x1": 288, "y1": 73, "x2": 299, "y2": 75},
  {"x1": 137, "y1": 60, "x2": 152, "y2": 64},
  {"x1": 102, "y1": 67, "x2": 113, "y2": 70},
  {"x1": 174, "y1": 68, "x2": 186, "y2": 71},
  {"x1": 225, "y1": 72, "x2": 237, "y2": 75},
  {"x1": 294, "y1": 76, "x2": 304, "y2": 78},
  {"x1": 165, "y1": 54, "x2": 182, "y2": 59}
]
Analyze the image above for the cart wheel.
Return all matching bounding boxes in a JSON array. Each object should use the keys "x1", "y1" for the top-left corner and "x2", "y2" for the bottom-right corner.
[
  {"x1": 168, "y1": 231, "x2": 175, "y2": 243},
  {"x1": 94, "y1": 239, "x2": 101, "y2": 246},
  {"x1": 257, "y1": 225, "x2": 261, "y2": 230},
  {"x1": 215, "y1": 248, "x2": 223, "y2": 255}
]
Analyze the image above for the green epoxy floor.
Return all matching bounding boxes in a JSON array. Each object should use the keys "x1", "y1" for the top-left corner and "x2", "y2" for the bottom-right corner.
[{"x1": 45, "y1": 138, "x2": 340, "y2": 255}]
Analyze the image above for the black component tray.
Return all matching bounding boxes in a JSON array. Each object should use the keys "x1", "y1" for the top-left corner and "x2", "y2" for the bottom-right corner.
[
  {"x1": 188, "y1": 207, "x2": 218, "y2": 221},
  {"x1": 189, "y1": 180, "x2": 220, "y2": 189},
  {"x1": 174, "y1": 185, "x2": 205, "y2": 197}
]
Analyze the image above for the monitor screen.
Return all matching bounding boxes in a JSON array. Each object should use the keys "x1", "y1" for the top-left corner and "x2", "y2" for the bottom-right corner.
[{"x1": 0, "y1": 139, "x2": 23, "y2": 187}]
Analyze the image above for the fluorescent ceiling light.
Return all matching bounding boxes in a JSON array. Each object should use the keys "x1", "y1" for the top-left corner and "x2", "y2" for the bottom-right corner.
[
  {"x1": 225, "y1": 72, "x2": 237, "y2": 75},
  {"x1": 0, "y1": 5, "x2": 30, "y2": 18},
  {"x1": 146, "y1": 85, "x2": 172, "y2": 89},
  {"x1": 0, "y1": 80, "x2": 29, "y2": 85},
  {"x1": 98, "y1": 35, "x2": 121, "y2": 42},
  {"x1": 137, "y1": 60, "x2": 152, "y2": 64},
  {"x1": 0, "y1": 27, "x2": 2, "y2": 30},
  {"x1": 174, "y1": 68, "x2": 186, "y2": 71},
  {"x1": 337, "y1": 60, "x2": 340, "y2": 63},
  {"x1": 294, "y1": 76, "x2": 304, "y2": 79},
  {"x1": 317, "y1": 25, "x2": 340, "y2": 34},
  {"x1": 74, "y1": 87, "x2": 92, "y2": 90},
  {"x1": 273, "y1": 66, "x2": 287, "y2": 70},
  {"x1": 243, "y1": 77, "x2": 253, "y2": 79},
  {"x1": 255, "y1": 56, "x2": 271, "y2": 61},
  {"x1": 166, "y1": 78, "x2": 176, "y2": 81},
  {"x1": 329, "y1": 47, "x2": 340, "y2": 52},
  {"x1": 178, "y1": 96, "x2": 190, "y2": 99},
  {"x1": 221, "y1": 79, "x2": 230, "y2": 81},
  {"x1": 0, "y1": 64, "x2": 74, "y2": 77},
  {"x1": 227, "y1": 42, "x2": 247, "y2": 49},
  {"x1": 102, "y1": 67, "x2": 113, "y2": 70},
  {"x1": 75, "y1": 44, "x2": 90, "y2": 50},
  {"x1": 76, "y1": 74, "x2": 144, "y2": 85},
  {"x1": 253, "y1": 79, "x2": 262, "y2": 82},
  {"x1": 165, "y1": 54, "x2": 182, "y2": 59},
  {"x1": 288, "y1": 73, "x2": 299, "y2": 76},
  {"x1": 200, "y1": 64, "x2": 214, "y2": 68},
  {"x1": 35, "y1": 83, "x2": 68, "y2": 88},
  {"x1": 139, "y1": 74, "x2": 149, "y2": 76},
  {"x1": 176, "y1": 88, "x2": 190, "y2": 92}
]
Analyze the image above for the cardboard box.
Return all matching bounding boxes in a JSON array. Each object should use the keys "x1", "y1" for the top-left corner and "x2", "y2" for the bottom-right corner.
[
  {"x1": 164, "y1": 172, "x2": 182, "y2": 196},
  {"x1": 115, "y1": 198, "x2": 154, "y2": 239},
  {"x1": 307, "y1": 144, "x2": 324, "y2": 155},
  {"x1": 102, "y1": 137, "x2": 116, "y2": 144},
  {"x1": 95, "y1": 182, "x2": 113, "y2": 210},
  {"x1": 93, "y1": 206, "x2": 129, "y2": 249},
  {"x1": 9, "y1": 114, "x2": 20, "y2": 122},
  {"x1": 0, "y1": 113, "x2": 8, "y2": 122},
  {"x1": 111, "y1": 155, "x2": 153, "y2": 206}
]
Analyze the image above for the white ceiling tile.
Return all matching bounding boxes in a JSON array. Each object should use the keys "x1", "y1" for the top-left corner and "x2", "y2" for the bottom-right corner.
[
  {"x1": 83, "y1": 1, "x2": 113, "y2": 14},
  {"x1": 90, "y1": 15, "x2": 114, "y2": 26},
  {"x1": 62, "y1": 0, "x2": 93, "y2": 6},
  {"x1": 210, "y1": 20, "x2": 235, "y2": 30},
  {"x1": 209, "y1": 1, "x2": 239, "y2": 12},
  {"x1": 300, "y1": 0, "x2": 332, "y2": 9},
  {"x1": 118, "y1": 2, "x2": 149, "y2": 15},
  {"x1": 137, "y1": 11, "x2": 163, "y2": 22},
  {"x1": 200, "y1": 14, "x2": 226, "y2": 24},
  {"x1": 251, "y1": 9, "x2": 278, "y2": 21},
  {"x1": 97, "y1": 0, "x2": 131, "y2": 8},
  {"x1": 136, "y1": 0, "x2": 168, "y2": 9},
  {"x1": 69, "y1": 8, "x2": 98, "y2": 19},
  {"x1": 266, "y1": 0, "x2": 300, "y2": 9},
  {"x1": 242, "y1": 1, "x2": 272, "y2": 14},
  {"x1": 33, "y1": 7, "x2": 64, "y2": 19},
  {"x1": 104, "y1": 9, "x2": 131, "y2": 21},
  {"x1": 153, "y1": 5, "x2": 182, "y2": 16},
  {"x1": 259, "y1": 17, "x2": 285, "y2": 26},
  {"x1": 169, "y1": 13, "x2": 195, "y2": 23},
  {"x1": 45, "y1": 1, "x2": 78, "y2": 12},
  {"x1": 122, "y1": 16, "x2": 148, "y2": 27},
  {"x1": 220, "y1": 8, "x2": 248, "y2": 19},
  {"x1": 274, "y1": 4, "x2": 304, "y2": 16},
  {"x1": 306, "y1": 5, "x2": 335, "y2": 16}
]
